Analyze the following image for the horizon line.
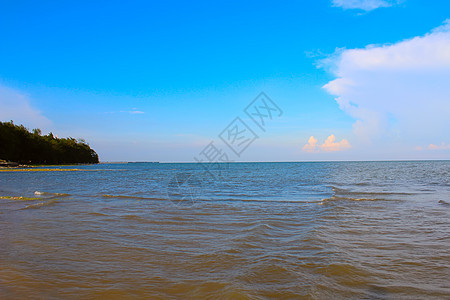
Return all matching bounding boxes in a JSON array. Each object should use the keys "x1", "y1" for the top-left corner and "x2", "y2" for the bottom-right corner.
[{"x1": 100, "y1": 159, "x2": 450, "y2": 164}]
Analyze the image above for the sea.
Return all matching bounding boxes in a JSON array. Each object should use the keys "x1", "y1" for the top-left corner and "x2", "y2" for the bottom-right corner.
[{"x1": 0, "y1": 161, "x2": 449, "y2": 299}]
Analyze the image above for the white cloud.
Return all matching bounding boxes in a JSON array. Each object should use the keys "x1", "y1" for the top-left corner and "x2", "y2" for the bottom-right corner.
[
  {"x1": 332, "y1": 0, "x2": 400, "y2": 11},
  {"x1": 303, "y1": 135, "x2": 351, "y2": 152},
  {"x1": 322, "y1": 20, "x2": 450, "y2": 146},
  {"x1": 428, "y1": 142, "x2": 450, "y2": 150},
  {"x1": 0, "y1": 84, "x2": 51, "y2": 130},
  {"x1": 302, "y1": 136, "x2": 318, "y2": 152},
  {"x1": 107, "y1": 109, "x2": 145, "y2": 114},
  {"x1": 320, "y1": 134, "x2": 351, "y2": 152}
]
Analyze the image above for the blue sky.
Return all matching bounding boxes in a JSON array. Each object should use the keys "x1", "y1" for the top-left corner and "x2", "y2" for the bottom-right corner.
[{"x1": 1, "y1": 0, "x2": 449, "y2": 161}]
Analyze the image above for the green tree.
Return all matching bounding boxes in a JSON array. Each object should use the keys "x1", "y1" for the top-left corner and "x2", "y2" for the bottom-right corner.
[{"x1": 0, "y1": 121, "x2": 99, "y2": 164}]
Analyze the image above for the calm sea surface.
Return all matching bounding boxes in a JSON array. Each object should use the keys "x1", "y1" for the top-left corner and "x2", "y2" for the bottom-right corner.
[{"x1": 1, "y1": 161, "x2": 449, "y2": 299}]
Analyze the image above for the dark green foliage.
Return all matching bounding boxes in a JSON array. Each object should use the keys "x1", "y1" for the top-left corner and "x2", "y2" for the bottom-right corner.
[{"x1": 0, "y1": 121, "x2": 99, "y2": 164}]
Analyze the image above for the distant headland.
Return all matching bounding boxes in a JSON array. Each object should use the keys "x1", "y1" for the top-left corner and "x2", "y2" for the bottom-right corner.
[{"x1": 0, "y1": 121, "x2": 99, "y2": 165}]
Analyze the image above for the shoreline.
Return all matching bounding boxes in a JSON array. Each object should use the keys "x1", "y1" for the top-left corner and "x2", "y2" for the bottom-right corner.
[{"x1": 0, "y1": 160, "x2": 99, "y2": 172}]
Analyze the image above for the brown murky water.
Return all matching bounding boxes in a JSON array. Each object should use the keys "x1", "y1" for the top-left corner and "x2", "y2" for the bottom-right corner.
[{"x1": 1, "y1": 162, "x2": 449, "y2": 299}]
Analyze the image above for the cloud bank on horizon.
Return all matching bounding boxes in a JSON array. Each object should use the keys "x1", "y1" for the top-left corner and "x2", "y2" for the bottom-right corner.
[
  {"x1": 322, "y1": 20, "x2": 450, "y2": 150},
  {"x1": 303, "y1": 135, "x2": 351, "y2": 153},
  {"x1": 332, "y1": 0, "x2": 401, "y2": 11},
  {"x1": 428, "y1": 143, "x2": 450, "y2": 150}
]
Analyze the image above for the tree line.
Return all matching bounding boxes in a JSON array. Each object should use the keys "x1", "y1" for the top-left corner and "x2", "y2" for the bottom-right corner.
[{"x1": 0, "y1": 121, "x2": 99, "y2": 164}]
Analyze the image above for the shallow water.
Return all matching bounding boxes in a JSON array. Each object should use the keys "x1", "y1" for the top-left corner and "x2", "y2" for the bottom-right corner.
[{"x1": 1, "y1": 161, "x2": 449, "y2": 299}]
